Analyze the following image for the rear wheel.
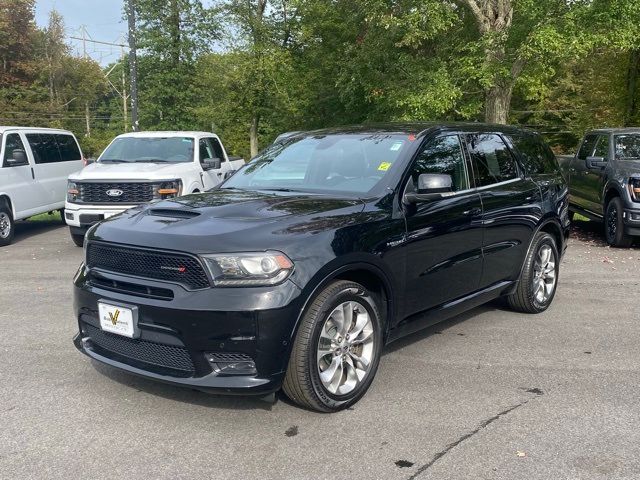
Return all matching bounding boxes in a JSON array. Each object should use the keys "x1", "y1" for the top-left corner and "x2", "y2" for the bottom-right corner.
[
  {"x1": 506, "y1": 232, "x2": 559, "y2": 313},
  {"x1": 0, "y1": 203, "x2": 15, "y2": 246},
  {"x1": 604, "y1": 197, "x2": 633, "y2": 248},
  {"x1": 70, "y1": 232, "x2": 84, "y2": 247},
  {"x1": 282, "y1": 280, "x2": 383, "y2": 412}
]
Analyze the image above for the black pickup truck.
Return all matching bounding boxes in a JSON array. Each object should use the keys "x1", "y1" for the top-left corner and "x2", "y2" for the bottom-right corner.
[{"x1": 558, "y1": 128, "x2": 640, "y2": 247}]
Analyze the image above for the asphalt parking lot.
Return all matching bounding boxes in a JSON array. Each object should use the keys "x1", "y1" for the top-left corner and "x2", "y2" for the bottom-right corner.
[{"x1": 1, "y1": 217, "x2": 639, "y2": 480}]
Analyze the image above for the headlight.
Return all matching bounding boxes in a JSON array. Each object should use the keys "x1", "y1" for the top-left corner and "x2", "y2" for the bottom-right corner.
[
  {"x1": 629, "y1": 178, "x2": 640, "y2": 202},
  {"x1": 67, "y1": 181, "x2": 79, "y2": 202},
  {"x1": 201, "y1": 251, "x2": 294, "y2": 287},
  {"x1": 153, "y1": 180, "x2": 182, "y2": 199}
]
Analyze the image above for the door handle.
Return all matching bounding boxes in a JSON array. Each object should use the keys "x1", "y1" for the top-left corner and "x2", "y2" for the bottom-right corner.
[
  {"x1": 463, "y1": 207, "x2": 482, "y2": 216},
  {"x1": 30, "y1": 167, "x2": 35, "y2": 180}
]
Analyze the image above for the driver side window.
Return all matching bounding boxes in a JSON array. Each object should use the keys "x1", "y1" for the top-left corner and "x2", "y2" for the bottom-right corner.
[
  {"x1": 199, "y1": 138, "x2": 214, "y2": 162},
  {"x1": 3, "y1": 133, "x2": 28, "y2": 167},
  {"x1": 408, "y1": 135, "x2": 469, "y2": 192}
]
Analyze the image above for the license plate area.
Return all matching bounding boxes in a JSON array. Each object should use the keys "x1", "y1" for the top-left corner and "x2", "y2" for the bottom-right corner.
[{"x1": 98, "y1": 301, "x2": 139, "y2": 338}]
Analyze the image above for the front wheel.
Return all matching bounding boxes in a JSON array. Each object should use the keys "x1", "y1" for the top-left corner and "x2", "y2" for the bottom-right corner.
[
  {"x1": 0, "y1": 204, "x2": 15, "y2": 246},
  {"x1": 605, "y1": 197, "x2": 633, "y2": 248},
  {"x1": 506, "y1": 232, "x2": 559, "y2": 313},
  {"x1": 70, "y1": 232, "x2": 85, "y2": 247},
  {"x1": 282, "y1": 280, "x2": 383, "y2": 412}
]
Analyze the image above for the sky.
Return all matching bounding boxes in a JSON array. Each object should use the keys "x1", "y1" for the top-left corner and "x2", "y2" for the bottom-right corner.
[{"x1": 35, "y1": 0, "x2": 126, "y2": 66}]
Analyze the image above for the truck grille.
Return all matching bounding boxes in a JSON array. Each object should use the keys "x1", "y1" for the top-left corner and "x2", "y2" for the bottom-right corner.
[
  {"x1": 78, "y1": 182, "x2": 155, "y2": 204},
  {"x1": 87, "y1": 242, "x2": 210, "y2": 290},
  {"x1": 83, "y1": 323, "x2": 196, "y2": 377}
]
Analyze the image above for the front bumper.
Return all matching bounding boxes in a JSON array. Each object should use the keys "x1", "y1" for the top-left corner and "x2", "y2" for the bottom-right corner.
[
  {"x1": 65, "y1": 202, "x2": 137, "y2": 229},
  {"x1": 623, "y1": 207, "x2": 640, "y2": 236},
  {"x1": 73, "y1": 264, "x2": 304, "y2": 395}
]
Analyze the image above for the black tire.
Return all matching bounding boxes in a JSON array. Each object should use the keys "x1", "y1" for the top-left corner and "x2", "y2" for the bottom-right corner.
[
  {"x1": 0, "y1": 202, "x2": 15, "y2": 246},
  {"x1": 59, "y1": 209, "x2": 67, "y2": 225},
  {"x1": 282, "y1": 280, "x2": 383, "y2": 412},
  {"x1": 506, "y1": 232, "x2": 559, "y2": 313},
  {"x1": 70, "y1": 232, "x2": 85, "y2": 247},
  {"x1": 604, "y1": 197, "x2": 633, "y2": 248}
]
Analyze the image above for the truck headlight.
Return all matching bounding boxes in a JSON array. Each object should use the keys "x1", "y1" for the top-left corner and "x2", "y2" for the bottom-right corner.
[
  {"x1": 201, "y1": 251, "x2": 294, "y2": 287},
  {"x1": 629, "y1": 178, "x2": 640, "y2": 202},
  {"x1": 67, "y1": 181, "x2": 79, "y2": 202},
  {"x1": 153, "y1": 180, "x2": 182, "y2": 199}
]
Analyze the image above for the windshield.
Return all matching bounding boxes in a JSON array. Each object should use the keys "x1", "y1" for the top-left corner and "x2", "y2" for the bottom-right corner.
[
  {"x1": 614, "y1": 134, "x2": 640, "y2": 160},
  {"x1": 222, "y1": 133, "x2": 410, "y2": 195},
  {"x1": 99, "y1": 137, "x2": 194, "y2": 163}
]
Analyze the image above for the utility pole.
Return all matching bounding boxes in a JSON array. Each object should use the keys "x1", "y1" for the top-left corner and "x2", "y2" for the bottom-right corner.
[
  {"x1": 127, "y1": 0, "x2": 139, "y2": 131},
  {"x1": 121, "y1": 41, "x2": 128, "y2": 132},
  {"x1": 80, "y1": 25, "x2": 91, "y2": 137}
]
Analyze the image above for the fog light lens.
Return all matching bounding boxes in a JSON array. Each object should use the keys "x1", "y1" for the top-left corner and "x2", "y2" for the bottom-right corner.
[{"x1": 205, "y1": 353, "x2": 257, "y2": 375}]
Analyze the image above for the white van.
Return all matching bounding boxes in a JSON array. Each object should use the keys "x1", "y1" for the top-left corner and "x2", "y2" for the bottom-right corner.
[
  {"x1": 0, "y1": 127, "x2": 83, "y2": 246},
  {"x1": 65, "y1": 131, "x2": 244, "y2": 246}
]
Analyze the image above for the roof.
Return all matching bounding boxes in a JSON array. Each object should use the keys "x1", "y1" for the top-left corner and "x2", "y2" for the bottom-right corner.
[
  {"x1": 115, "y1": 131, "x2": 216, "y2": 139},
  {"x1": 587, "y1": 127, "x2": 640, "y2": 134},
  {"x1": 0, "y1": 126, "x2": 74, "y2": 134},
  {"x1": 291, "y1": 122, "x2": 531, "y2": 139}
]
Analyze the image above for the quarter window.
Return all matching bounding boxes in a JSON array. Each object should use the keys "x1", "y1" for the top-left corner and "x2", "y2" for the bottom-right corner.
[
  {"x1": 3, "y1": 133, "x2": 28, "y2": 167},
  {"x1": 466, "y1": 134, "x2": 518, "y2": 187},
  {"x1": 409, "y1": 135, "x2": 469, "y2": 192}
]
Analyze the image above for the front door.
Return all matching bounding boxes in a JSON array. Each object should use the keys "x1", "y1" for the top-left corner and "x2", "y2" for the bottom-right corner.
[
  {"x1": 402, "y1": 134, "x2": 484, "y2": 317},
  {"x1": 198, "y1": 138, "x2": 223, "y2": 189}
]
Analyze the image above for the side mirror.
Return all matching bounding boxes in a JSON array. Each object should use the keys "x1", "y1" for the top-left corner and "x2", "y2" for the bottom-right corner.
[
  {"x1": 405, "y1": 174, "x2": 454, "y2": 204},
  {"x1": 202, "y1": 157, "x2": 222, "y2": 170},
  {"x1": 586, "y1": 156, "x2": 606, "y2": 169},
  {"x1": 6, "y1": 149, "x2": 27, "y2": 165}
]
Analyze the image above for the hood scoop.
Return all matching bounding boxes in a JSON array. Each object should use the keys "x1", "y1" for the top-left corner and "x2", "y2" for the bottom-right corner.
[{"x1": 147, "y1": 208, "x2": 201, "y2": 219}]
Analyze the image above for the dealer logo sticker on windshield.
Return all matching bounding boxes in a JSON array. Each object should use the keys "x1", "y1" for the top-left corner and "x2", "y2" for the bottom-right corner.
[{"x1": 378, "y1": 162, "x2": 392, "y2": 171}]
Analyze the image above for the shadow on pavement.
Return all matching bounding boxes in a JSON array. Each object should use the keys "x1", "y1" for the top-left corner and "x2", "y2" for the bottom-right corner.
[{"x1": 12, "y1": 217, "x2": 67, "y2": 245}]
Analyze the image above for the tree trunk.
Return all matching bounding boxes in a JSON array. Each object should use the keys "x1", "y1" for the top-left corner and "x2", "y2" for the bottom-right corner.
[
  {"x1": 85, "y1": 101, "x2": 91, "y2": 137},
  {"x1": 625, "y1": 49, "x2": 639, "y2": 126},
  {"x1": 250, "y1": 115, "x2": 260, "y2": 158},
  {"x1": 484, "y1": 84, "x2": 512, "y2": 124}
]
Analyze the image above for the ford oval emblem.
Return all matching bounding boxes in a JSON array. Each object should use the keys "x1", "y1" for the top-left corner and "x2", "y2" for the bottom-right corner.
[{"x1": 106, "y1": 189, "x2": 123, "y2": 197}]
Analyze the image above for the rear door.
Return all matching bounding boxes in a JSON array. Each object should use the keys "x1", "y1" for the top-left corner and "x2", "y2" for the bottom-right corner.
[
  {"x1": 1, "y1": 132, "x2": 47, "y2": 217},
  {"x1": 583, "y1": 134, "x2": 609, "y2": 215},
  {"x1": 464, "y1": 133, "x2": 542, "y2": 288},
  {"x1": 402, "y1": 134, "x2": 484, "y2": 315}
]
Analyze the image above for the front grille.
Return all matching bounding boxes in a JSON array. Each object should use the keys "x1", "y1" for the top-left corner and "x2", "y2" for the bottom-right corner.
[
  {"x1": 87, "y1": 242, "x2": 210, "y2": 290},
  {"x1": 78, "y1": 182, "x2": 155, "y2": 204},
  {"x1": 83, "y1": 323, "x2": 195, "y2": 377},
  {"x1": 88, "y1": 274, "x2": 174, "y2": 300}
]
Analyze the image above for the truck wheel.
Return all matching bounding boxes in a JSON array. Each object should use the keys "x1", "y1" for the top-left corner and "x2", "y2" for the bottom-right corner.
[
  {"x1": 58, "y1": 209, "x2": 67, "y2": 225},
  {"x1": 605, "y1": 197, "x2": 633, "y2": 248},
  {"x1": 282, "y1": 280, "x2": 383, "y2": 412},
  {"x1": 0, "y1": 204, "x2": 15, "y2": 246},
  {"x1": 506, "y1": 232, "x2": 559, "y2": 313},
  {"x1": 70, "y1": 232, "x2": 85, "y2": 247}
]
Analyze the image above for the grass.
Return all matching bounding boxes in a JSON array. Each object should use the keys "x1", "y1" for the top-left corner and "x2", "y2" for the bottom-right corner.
[
  {"x1": 25, "y1": 211, "x2": 63, "y2": 222},
  {"x1": 573, "y1": 213, "x2": 590, "y2": 222}
]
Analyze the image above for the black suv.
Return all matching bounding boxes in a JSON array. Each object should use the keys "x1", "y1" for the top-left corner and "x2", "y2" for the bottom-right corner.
[{"x1": 73, "y1": 123, "x2": 569, "y2": 412}]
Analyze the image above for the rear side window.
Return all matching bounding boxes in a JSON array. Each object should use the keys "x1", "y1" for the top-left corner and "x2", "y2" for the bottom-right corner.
[
  {"x1": 55, "y1": 134, "x2": 81, "y2": 161},
  {"x1": 3, "y1": 133, "x2": 28, "y2": 167},
  {"x1": 210, "y1": 138, "x2": 225, "y2": 160},
  {"x1": 577, "y1": 134, "x2": 598, "y2": 160},
  {"x1": 508, "y1": 134, "x2": 559, "y2": 175},
  {"x1": 26, "y1": 134, "x2": 61, "y2": 164},
  {"x1": 466, "y1": 134, "x2": 518, "y2": 187}
]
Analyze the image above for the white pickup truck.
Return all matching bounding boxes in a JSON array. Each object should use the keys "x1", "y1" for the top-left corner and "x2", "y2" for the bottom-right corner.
[{"x1": 65, "y1": 131, "x2": 244, "y2": 246}]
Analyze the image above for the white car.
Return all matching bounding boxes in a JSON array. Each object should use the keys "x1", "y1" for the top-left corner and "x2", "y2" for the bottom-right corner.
[
  {"x1": 65, "y1": 131, "x2": 244, "y2": 246},
  {"x1": 0, "y1": 127, "x2": 83, "y2": 246}
]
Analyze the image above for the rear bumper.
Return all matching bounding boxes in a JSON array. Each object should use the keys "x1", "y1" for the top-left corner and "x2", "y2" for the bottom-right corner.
[
  {"x1": 72, "y1": 264, "x2": 304, "y2": 395},
  {"x1": 64, "y1": 202, "x2": 137, "y2": 228}
]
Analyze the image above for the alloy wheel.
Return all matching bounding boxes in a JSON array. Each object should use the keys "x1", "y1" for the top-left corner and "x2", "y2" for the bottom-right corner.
[
  {"x1": 0, "y1": 212, "x2": 11, "y2": 239},
  {"x1": 532, "y1": 244, "x2": 556, "y2": 304},
  {"x1": 316, "y1": 300, "x2": 375, "y2": 395}
]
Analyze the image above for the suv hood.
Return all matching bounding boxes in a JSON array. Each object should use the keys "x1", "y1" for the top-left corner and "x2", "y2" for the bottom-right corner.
[
  {"x1": 90, "y1": 189, "x2": 367, "y2": 254},
  {"x1": 69, "y1": 161, "x2": 192, "y2": 181}
]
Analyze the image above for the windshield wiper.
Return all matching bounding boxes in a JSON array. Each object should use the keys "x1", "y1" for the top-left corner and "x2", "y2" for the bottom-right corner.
[
  {"x1": 259, "y1": 187, "x2": 297, "y2": 192},
  {"x1": 99, "y1": 159, "x2": 128, "y2": 163},
  {"x1": 132, "y1": 159, "x2": 172, "y2": 163}
]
